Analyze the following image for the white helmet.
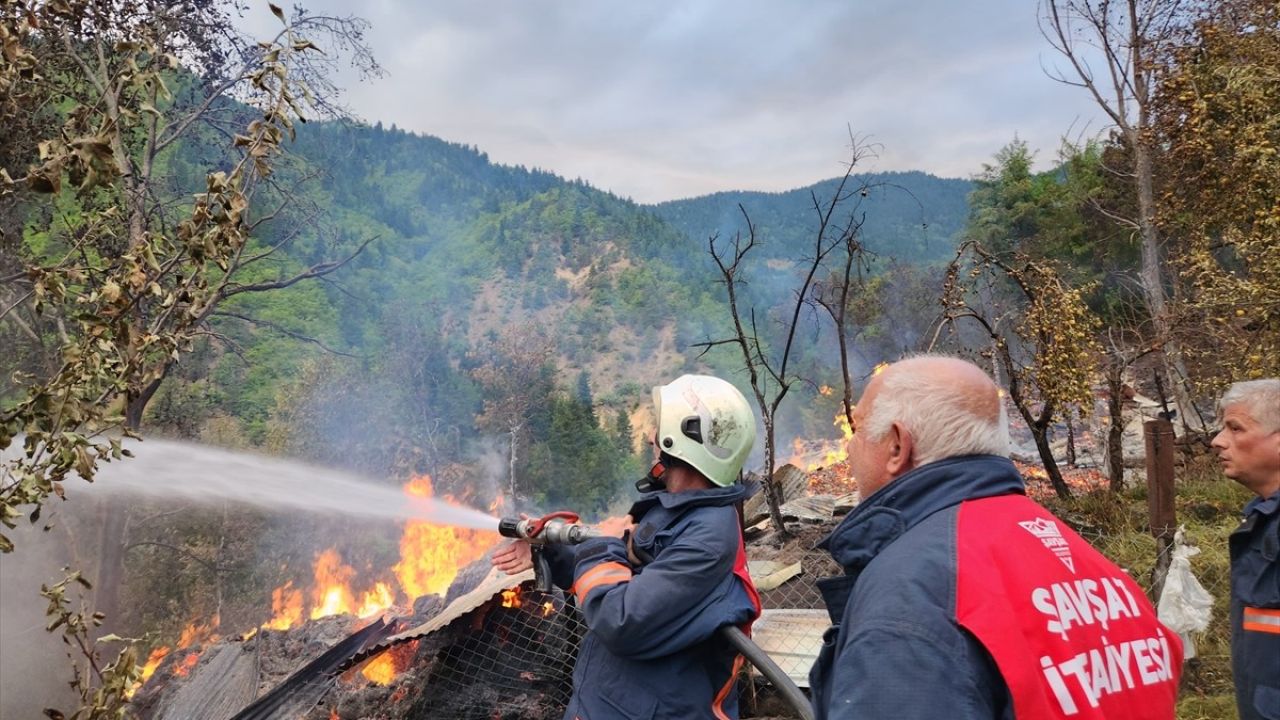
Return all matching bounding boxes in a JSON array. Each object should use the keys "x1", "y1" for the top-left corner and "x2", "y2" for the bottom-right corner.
[{"x1": 652, "y1": 374, "x2": 756, "y2": 487}]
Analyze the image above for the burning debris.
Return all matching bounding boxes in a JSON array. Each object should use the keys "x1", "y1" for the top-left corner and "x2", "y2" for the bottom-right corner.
[
  {"x1": 127, "y1": 472, "x2": 576, "y2": 720},
  {"x1": 133, "y1": 560, "x2": 585, "y2": 720},
  {"x1": 1014, "y1": 461, "x2": 1109, "y2": 500}
]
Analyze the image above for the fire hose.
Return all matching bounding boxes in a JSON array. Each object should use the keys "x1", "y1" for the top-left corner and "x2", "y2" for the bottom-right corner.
[{"x1": 499, "y1": 511, "x2": 816, "y2": 720}]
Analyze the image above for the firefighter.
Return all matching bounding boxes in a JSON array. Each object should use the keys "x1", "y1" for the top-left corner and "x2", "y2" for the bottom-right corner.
[
  {"x1": 810, "y1": 355, "x2": 1182, "y2": 720},
  {"x1": 1212, "y1": 378, "x2": 1280, "y2": 720},
  {"x1": 492, "y1": 374, "x2": 761, "y2": 720}
]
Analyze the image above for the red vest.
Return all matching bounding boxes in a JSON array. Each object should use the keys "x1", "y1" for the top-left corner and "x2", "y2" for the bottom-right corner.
[{"x1": 955, "y1": 495, "x2": 1182, "y2": 719}]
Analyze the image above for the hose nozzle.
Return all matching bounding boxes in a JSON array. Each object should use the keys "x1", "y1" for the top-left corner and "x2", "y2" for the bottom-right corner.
[{"x1": 497, "y1": 511, "x2": 597, "y2": 546}]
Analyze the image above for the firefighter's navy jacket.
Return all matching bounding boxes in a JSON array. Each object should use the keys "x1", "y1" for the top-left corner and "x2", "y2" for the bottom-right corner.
[
  {"x1": 544, "y1": 484, "x2": 760, "y2": 720},
  {"x1": 810, "y1": 455, "x2": 1181, "y2": 720},
  {"x1": 1230, "y1": 489, "x2": 1280, "y2": 720}
]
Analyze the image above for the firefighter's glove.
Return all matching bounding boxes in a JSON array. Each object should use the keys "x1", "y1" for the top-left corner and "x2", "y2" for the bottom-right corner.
[{"x1": 622, "y1": 529, "x2": 654, "y2": 567}]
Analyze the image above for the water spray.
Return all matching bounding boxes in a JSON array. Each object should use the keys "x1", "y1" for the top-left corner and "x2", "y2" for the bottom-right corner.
[{"x1": 10, "y1": 437, "x2": 502, "y2": 530}]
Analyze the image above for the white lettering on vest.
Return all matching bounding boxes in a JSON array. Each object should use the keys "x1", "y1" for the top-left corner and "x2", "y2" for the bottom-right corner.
[
  {"x1": 1031, "y1": 576, "x2": 1145, "y2": 640},
  {"x1": 1040, "y1": 655, "x2": 1080, "y2": 715},
  {"x1": 1039, "y1": 631, "x2": 1175, "y2": 714}
]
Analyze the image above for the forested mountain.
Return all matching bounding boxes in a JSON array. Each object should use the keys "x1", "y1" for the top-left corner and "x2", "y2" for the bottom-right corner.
[
  {"x1": 142, "y1": 119, "x2": 971, "y2": 513},
  {"x1": 655, "y1": 172, "x2": 971, "y2": 265}
]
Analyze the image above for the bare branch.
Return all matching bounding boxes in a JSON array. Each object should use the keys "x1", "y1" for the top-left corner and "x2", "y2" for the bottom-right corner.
[
  {"x1": 210, "y1": 311, "x2": 362, "y2": 358},
  {"x1": 221, "y1": 234, "x2": 376, "y2": 297}
]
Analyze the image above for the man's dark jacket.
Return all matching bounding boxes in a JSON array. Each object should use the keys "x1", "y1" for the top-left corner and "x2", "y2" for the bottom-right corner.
[
  {"x1": 809, "y1": 455, "x2": 1020, "y2": 720},
  {"x1": 545, "y1": 484, "x2": 758, "y2": 720},
  {"x1": 1231, "y1": 489, "x2": 1280, "y2": 720}
]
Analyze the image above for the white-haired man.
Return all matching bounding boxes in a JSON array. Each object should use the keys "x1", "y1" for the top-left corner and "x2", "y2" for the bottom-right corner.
[
  {"x1": 1211, "y1": 378, "x2": 1280, "y2": 720},
  {"x1": 810, "y1": 356, "x2": 1182, "y2": 720}
]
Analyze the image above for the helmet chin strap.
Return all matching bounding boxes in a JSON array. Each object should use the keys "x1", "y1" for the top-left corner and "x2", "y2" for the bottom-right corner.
[{"x1": 635, "y1": 460, "x2": 668, "y2": 493}]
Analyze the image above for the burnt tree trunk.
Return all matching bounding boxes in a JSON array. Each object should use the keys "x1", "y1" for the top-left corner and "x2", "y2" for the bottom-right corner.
[
  {"x1": 761, "y1": 431, "x2": 785, "y2": 534},
  {"x1": 1065, "y1": 412, "x2": 1077, "y2": 468},
  {"x1": 1107, "y1": 369, "x2": 1126, "y2": 492},
  {"x1": 1004, "y1": 352, "x2": 1071, "y2": 500},
  {"x1": 1030, "y1": 422, "x2": 1072, "y2": 500}
]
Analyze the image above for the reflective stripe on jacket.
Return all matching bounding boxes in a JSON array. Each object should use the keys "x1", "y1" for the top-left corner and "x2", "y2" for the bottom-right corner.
[{"x1": 1231, "y1": 490, "x2": 1280, "y2": 720}]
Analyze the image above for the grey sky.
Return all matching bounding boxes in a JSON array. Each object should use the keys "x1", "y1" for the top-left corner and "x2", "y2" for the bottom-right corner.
[{"x1": 241, "y1": 1, "x2": 1103, "y2": 203}]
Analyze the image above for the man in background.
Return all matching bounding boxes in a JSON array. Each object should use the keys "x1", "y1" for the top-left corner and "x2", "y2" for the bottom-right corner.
[
  {"x1": 810, "y1": 355, "x2": 1181, "y2": 720},
  {"x1": 492, "y1": 374, "x2": 760, "y2": 720},
  {"x1": 1211, "y1": 378, "x2": 1280, "y2": 720}
]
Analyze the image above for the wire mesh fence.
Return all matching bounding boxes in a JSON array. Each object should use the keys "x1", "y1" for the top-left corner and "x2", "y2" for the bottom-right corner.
[{"x1": 413, "y1": 587, "x2": 586, "y2": 720}]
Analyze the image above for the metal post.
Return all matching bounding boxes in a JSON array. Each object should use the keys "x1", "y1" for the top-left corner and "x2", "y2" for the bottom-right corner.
[{"x1": 1144, "y1": 419, "x2": 1177, "y2": 603}]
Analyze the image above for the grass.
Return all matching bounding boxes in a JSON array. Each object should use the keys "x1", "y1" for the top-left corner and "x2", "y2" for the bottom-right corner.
[{"x1": 1041, "y1": 456, "x2": 1248, "y2": 719}]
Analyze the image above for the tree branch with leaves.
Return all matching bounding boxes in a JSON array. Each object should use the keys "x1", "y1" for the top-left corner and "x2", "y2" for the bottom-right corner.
[{"x1": 936, "y1": 241, "x2": 1101, "y2": 499}]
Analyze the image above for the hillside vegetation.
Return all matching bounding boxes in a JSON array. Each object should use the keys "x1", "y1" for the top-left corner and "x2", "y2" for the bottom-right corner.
[{"x1": 143, "y1": 120, "x2": 972, "y2": 502}]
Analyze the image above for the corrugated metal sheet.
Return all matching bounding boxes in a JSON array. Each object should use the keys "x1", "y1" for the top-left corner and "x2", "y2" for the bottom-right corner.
[
  {"x1": 230, "y1": 617, "x2": 397, "y2": 720},
  {"x1": 780, "y1": 495, "x2": 835, "y2": 522},
  {"x1": 370, "y1": 568, "x2": 533, "y2": 653}
]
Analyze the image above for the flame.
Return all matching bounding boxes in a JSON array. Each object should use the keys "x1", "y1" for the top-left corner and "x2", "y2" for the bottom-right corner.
[
  {"x1": 361, "y1": 653, "x2": 398, "y2": 685},
  {"x1": 542, "y1": 601, "x2": 555, "y2": 617},
  {"x1": 259, "y1": 474, "x2": 499, "y2": 632},
  {"x1": 359, "y1": 639, "x2": 420, "y2": 686},
  {"x1": 311, "y1": 549, "x2": 358, "y2": 620},
  {"x1": 791, "y1": 410, "x2": 853, "y2": 474},
  {"x1": 394, "y1": 475, "x2": 498, "y2": 599},
  {"x1": 357, "y1": 582, "x2": 395, "y2": 619},
  {"x1": 173, "y1": 652, "x2": 199, "y2": 678},
  {"x1": 330, "y1": 710, "x2": 340, "y2": 720},
  {"x1": 872, "y1": 362, "x2": 889, "y2": 376},
  {"x1": 265, "y1": 581, "x2": 304, "y2": 630},
  {"x1": 819, "y1": 385, "x2": 834, "y2": 396},
  {"x1": 501, "y1": 588, "x2": 522, "y2": 608},
  {"x1": 138, "y1": 646, "x2": 169, "y2": 682},
  {"x1": 1013, "y1": 461, "x2": 1109, "y2": 500},
  {"x1": 126, "y1": 618, "x2": 215, "y2": 697},
  {"x1": 177, "y1": 617, "x2": 219, "y2": 649}
]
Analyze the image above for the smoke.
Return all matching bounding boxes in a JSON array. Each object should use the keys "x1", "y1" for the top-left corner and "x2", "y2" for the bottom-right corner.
[{"x1": 0, "y1": 507, "x2": 82, "y2": 718}]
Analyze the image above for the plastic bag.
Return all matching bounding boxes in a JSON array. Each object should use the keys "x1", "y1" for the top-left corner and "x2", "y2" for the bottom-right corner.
[{"x1": 1156, "y1": 527, "x2": 1215, "y2": 658}]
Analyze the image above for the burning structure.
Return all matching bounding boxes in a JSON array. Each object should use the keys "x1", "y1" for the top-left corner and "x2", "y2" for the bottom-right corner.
[
  {"x1": 127, "y1": 473, "x2": 586, "y2": 720},
  {"x1": 133, "y1": 562, "x2": 585, "y2": 720}
]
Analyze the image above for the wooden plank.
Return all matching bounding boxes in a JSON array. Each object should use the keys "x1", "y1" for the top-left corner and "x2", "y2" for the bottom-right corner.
[
  {"x1": 743, "y1": 517, "x2": 771, "y2": 542},
  {"x1": 747, "y1": 560, "x2": 803, "y2": 591},
  {"x1": 743, "y1": 464, "x2": 808, "y2": 524}
]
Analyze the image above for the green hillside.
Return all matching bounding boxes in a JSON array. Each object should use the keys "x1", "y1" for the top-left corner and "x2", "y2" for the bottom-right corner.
[{"x1": 654, "y1": 171, "x2": 971, "y2": 264}]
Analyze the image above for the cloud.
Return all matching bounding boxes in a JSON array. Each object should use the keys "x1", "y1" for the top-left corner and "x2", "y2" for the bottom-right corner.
[{"x1": 237, "y1": 0, "x2": 1104, "y2": 202}]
